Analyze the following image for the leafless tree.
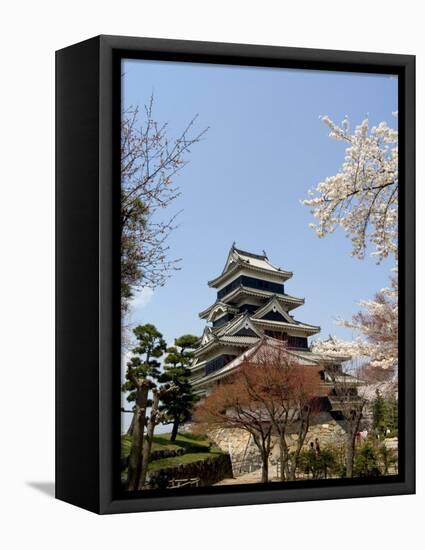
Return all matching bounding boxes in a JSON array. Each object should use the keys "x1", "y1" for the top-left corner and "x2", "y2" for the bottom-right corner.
[
  {"x1": 121, "y1": 96, "x2": 208, "y2": 311},
  {"x1": 195, "y1": 346, "x2": 321, "y2": 483},
  {"x1": 237, "y1": 348, "x2": 321, "y2": 481},
  {"x1": 274, "y1": 368, "x2": 318, "y2": 480},
  {"x1": 194, "y1": 369, "x2": 273, "y2": 483}
]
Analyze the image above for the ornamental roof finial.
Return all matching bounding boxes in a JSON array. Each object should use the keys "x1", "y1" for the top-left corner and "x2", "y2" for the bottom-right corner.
[
  {"x1": 232, "y1": 241, "x2": 236, "y2": 249},
  {"x1": 262, "y1": 249, "x2": 267, "y2": 257}
]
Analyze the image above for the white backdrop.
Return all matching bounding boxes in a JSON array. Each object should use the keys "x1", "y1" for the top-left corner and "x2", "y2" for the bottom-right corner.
[{"x1": 0, "y1": 1, "x2": 422, "y2": 548}]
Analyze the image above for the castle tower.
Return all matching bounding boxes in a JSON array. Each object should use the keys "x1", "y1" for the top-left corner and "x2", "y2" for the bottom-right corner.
[{"x1": 190, "y1": 245, "x2": 321, "y2": 395}]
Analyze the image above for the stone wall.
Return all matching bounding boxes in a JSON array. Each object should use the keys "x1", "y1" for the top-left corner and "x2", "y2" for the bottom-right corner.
[
  {"x1": 146, "y1": 453, "x2": 233, "y2": 489},
  {"x1": 296, "y1": 417, "x2": 347, "y2": 448},
  {"x1": 209, "y1": 428, "x2": 251, "y2": 462},
  {"x1": 208, "y1": 428, "x2": 262, "y2": 475},
  {"x1": 209, "y1": 414, "x2": 348, "y2": 477}
]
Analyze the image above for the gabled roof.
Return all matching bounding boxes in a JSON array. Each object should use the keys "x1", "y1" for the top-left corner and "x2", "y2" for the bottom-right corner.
[
  {"x1": 207, "y1": 311, "x2": 264, "y2": 339},
  {"x1": 199, "y1": 326, "x2": 214, "y2": 346},
  {"x1": 200, "y1": 301, "x2": 239, "y2": 321},
  {"x1": 195, "y1": 313, "x2": 264, "y2": 357},
  {"x1": 232, "y1": 247, "x2": 282, "y2": 272},
  {"x1": 227, "y1": 314, "x2": 263, "y2": 337},
  {"x1": 208, "y1": 245, "x2": 292, "y2": 288},
  {"x1": 213, "y1": 312, "x2": 246, "y2": 336},
  {"x1": 193, "y1": 333, "x2": 260, "y2": 358},
  {"x1": 251, "y1": 295, "x2": 295, "y2": 323}
]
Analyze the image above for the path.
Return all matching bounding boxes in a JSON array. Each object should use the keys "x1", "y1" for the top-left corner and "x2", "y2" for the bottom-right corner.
[{"x1": 214, "y1": 468, "x2": 264, "y2": 485}]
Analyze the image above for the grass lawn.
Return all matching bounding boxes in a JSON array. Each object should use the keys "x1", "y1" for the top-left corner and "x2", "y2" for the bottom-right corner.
[
  {"x1": 152, "y1": 432, "x2": 210, "y2": 450},
  {"x1": 121, "y1": 431, "x2": 211, "y2": 459},
  {"x1": 121, "y1": 431, "x2": 224, "y2": 484},
  {"x1": 147, "y1": 449, "x2": 223, "y2": 472}
]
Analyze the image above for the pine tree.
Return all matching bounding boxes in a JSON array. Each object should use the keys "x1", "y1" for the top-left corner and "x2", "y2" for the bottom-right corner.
[
  {"x1": 372, "y1": 389, "x2": 388, "y2": 439},
  {"x1": 160, "y1": 334, "x2": 198, "y2": 441},
  {"x1": 122, "y1": 323, "x2": 167, "y2": 403},
  {"x1": 122, "y1": 324, "x2": 166, "y2": 490},
  {"x1": 372, "y1": 389, "x2": 398, "y2": 439}
]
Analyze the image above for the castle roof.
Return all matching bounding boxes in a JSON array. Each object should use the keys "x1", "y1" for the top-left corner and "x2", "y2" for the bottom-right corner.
[
  {"x1": 194, "y1": 313, "x2": 262, "y2": 357},
  {"x1": 208, "y1": 245, "x2": 292, "y2": 288},
  {"x1": 194, "y1": 305, "x2": 320, "y2": 360},
  {"x1": 199, "y1": 289, "x2": 304, "y2": 319},
  {"x1": 202, "y1": 302, "x2": 239, "y2": 323},
  {"x1": 191, "y1": 336, "x2": 348, "y2": 389},
  {"x1": 251, "y1": 317, "x2": 320, "y2": 334}
]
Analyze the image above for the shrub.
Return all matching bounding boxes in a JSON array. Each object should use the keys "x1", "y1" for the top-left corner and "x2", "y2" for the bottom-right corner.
[
  {"x1": 298, "y1": 445, "x2": 342, "y2": 479},
  {"x1": 354, "y1": 442, "x2": 382, "y2": 477},
  {"x1": 298, "y1": 447, "x2": 318, "y2": 478},
  {"x1": 318, "y1": 448, "x2": 338, "y2": 479},
  {"x1": 378, "y1": 444, "x2": 397, "y2": 475}
]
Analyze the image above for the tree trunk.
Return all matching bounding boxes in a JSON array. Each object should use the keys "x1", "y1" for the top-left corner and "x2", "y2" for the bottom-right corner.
[
  {"x1": 289, "y1": 441, "x2": 302, "y2": 481},
  {"x1": 346, "y1": 433, "x2": 355, "y2": 478},
  {"x1": 261, "y1": 452, "x2": 269, "y2": 483},
  {"x1": 126, "y1": 413, "x2": 135, "y2": 436},
  {"x1": 345, "y1": 409, "x2": 362, "y2": 478},
  {"x1": 252, "y1": 432, "x2": 271, "y2": 483},
  {"x1": 278, "y1": 434, "x2": 290, "y2": 481},
  {"x1": 139, "y1": 389, "x2": 160, "y2": 490},
  {"x1": 127, "y1": 383, "x2": 149, "y2": 491},
  {"x1": 289, "y1": 418, "x2": 310, "y2": 481},
  {"x1": 170, "y1": 417, "x2": 180, "y2": 442},
  {"x1": 279, "y1": 439, "x2": 285, "y2": 481}
]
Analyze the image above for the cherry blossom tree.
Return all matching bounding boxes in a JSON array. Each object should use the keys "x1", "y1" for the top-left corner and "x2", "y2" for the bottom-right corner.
[
  {"x1": 305, "y1": 115, "x2": 399, "y2": 378},
  {"x1": 303, "y1": 116, "x2": 398, "y2": 262},
  {"x1": 312, "y1": 278, "x2": 398, "y2": 376}
]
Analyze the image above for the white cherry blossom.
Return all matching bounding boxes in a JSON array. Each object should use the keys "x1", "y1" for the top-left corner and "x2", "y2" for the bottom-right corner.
[
  {"x1": 303, "y1": 116, "x2": 398, "y2": 261},
  {"x1": 312, "y1": 278, "x2": 398, "y2": 372}
]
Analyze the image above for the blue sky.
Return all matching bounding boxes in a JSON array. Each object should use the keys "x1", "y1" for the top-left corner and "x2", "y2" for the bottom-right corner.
[{"x1": 122, "y1": 59, "x2": 398, "y2": 348}]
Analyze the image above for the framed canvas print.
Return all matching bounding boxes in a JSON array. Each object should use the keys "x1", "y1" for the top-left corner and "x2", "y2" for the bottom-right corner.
[{"x1": 56, "y1": 35, "x2": 415, "y2": 514}]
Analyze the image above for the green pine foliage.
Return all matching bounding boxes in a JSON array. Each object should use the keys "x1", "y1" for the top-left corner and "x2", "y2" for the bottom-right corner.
[
  {"x1": 372, "y1": 389, "x2": 398, "y2": 438},
  {"x1": 122, "y1": 323, "x2": 167, "y2": 402},
  {"x1": 159, "y1": 334, "x2": 199, "y2": 440}
]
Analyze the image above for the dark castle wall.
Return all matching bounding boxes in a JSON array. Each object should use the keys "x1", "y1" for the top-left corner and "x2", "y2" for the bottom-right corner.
[
  {"x1": 217, "y1": 275, "x2": 284, "y2": 300},
  {"x1": 205, "y1": 355, "x2": 237, "y2": 375}
]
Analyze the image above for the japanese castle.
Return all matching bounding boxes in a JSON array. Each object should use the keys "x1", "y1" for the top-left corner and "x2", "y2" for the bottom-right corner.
[{"x1": 190, "y1": 245, "x2": 324, "y2": 395}]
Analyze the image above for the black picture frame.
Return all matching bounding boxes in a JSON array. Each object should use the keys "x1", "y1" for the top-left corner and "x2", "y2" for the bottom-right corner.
[{"x1": 56, "y1": 35, "x2": 415, "y2": 514}]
